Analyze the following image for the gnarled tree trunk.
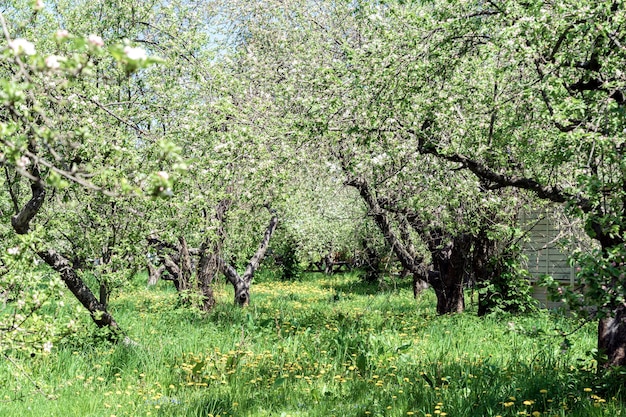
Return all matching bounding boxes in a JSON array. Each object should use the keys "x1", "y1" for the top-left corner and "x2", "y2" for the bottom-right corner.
[
  {"x1": 425, "y1": 231, "x2": 469, "y2": 315},
  {"x1": 598, "y1": 307, "x2": 626, "y2": 368},
  {"x1": 38, "y1": 249, "x2": 119, "y2": 332},
  {"x1": 220, "y1": 214, "x2": 278, "y2": 306}
]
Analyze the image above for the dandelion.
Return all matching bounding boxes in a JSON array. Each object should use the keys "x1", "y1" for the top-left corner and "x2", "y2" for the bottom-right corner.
[
  {"x1": 523, "y1": 400, "x2": 534, "y2": 406},
  {"x1": 503, "y1": 402, "x2": 514, "y2": 407},
  {"x1": 583, "y1": 388, "x2": 592, "y2": 392},
  {"x1": 539, "y1": 389, "x2": 548, "y2": 394},
  {"x1": 8, "y1": 38, "x2": 36, "y2": 56}
]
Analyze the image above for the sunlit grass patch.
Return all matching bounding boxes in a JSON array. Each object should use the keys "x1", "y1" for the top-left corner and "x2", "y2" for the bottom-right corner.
[{"x1": 1, "y1": 271, "x2": 623, "y2": 416}]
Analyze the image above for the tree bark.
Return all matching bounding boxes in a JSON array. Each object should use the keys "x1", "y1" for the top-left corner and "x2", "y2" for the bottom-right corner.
[
  {"x1": 147, "y1": 262, "x2": 165, "y2": 286},
  {"x1": 598, "y1": 307, "x2": 626, "y2": 368},
  {"x1": 220, "y1": 214, "x2": 278, "y2": 306},
  {"x1": 411, "y1": 265, "x2": 429, "y2": 298},
  {"x1": 196, "y1": 251, "x2": 219, "y2": 311},
  {"x1": 37, "y1": 249, "x2": 120, "y2": 332},
  {"x1": 178, "y1": 236, "x2": 193, "y2": 295},
  {"x1": 195, "y1": 198, "x2": 231, "y2": 311}
]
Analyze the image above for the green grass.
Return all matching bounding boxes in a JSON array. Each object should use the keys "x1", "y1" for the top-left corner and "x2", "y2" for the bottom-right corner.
[{"x1": 1, "y1": 272, "x2": 624, "y2": 417}]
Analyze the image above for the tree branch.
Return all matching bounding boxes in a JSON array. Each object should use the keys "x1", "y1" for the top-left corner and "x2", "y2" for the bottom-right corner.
[{"x1": 243, "y1": 215, "x2": 279, "y2": 280}]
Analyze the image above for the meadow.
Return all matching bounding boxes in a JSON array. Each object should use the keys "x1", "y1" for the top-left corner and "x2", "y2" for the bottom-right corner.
[{"x1": 1, "y1": 272, "x2": 624, "y2": 417}]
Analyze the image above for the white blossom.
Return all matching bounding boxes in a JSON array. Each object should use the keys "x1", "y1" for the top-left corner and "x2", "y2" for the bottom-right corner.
[
  {"x1": 16, "y1": 156, "x2": 31, "y2": 169},
  {"x1": 43, "y1": 341, "x2": 53, "y2": 353},
  {"x1": 7, "y1": 246, "x2": 19, "y2": 255},
  {"x1": 157, "y1": 171, "x2": 169, "y2": 181},
  {"x1": 123, "y1": 46, "x2": 147, "y2": 61},
  {"x1": 55, "y1": 29, "x2": 70, "y2": 40},
  {"x1": 87, "y1": 34, "x2": 104, "y2": 47},
  {"x1": 45, "y1": 55, "x2": 62, "y2": 70},
  {"x1": 8, "y1": 38, "x2": 36, "y2": 56}
]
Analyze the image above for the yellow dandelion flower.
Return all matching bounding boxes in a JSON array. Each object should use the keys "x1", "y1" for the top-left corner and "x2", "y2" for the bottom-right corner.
[
  {"x1": 583, "y1": 388, "x2": 593, "y2": 392},
  {"x1": 503, "y1": 402, "x2": 515, "y2": 407},
  {"x1": 523, "y1": 400, "x2": 534, "y2": 406},
  {"x1": 532, "y1": 412, "x2": 541, "y2": 416}
]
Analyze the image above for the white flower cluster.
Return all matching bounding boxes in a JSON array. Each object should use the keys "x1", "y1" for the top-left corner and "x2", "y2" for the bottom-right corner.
[
  {"x1": 124, "y1": 46, "x2": 147, "y2": 61},
  {"x1": 8, "y1": 38, "x2": 36, "y2": 56},
  {"x1": 87, "y1": 34, "x2": 104, "y2": 47}
]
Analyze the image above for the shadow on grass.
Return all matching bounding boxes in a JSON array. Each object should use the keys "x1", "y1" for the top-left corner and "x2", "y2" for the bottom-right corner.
[{"x1": 321, "y1": 271, "x2": 415, "y2": 296}]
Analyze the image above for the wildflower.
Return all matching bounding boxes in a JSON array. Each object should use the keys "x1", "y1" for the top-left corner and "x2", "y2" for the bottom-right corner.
[
  {"x1": 523, "y1": 400, "x2": 534, "y2": 406},
  {"x1": 8, "y1": 38, "x2": 36, "y2": 56},
  {"x1": 583, "y1": 388, "x2": 592, "y2": 392},
  {"x1": 503, "y1": 402, "x2": 515, "y2": 407},
  {"x1": 539, "y1": 389, "x2": 548, "y2": 394},
  {"x1": 43, "y1": 341, "x2": 53, "y2": 353},
  {"x1": 87, "y1": 34, "x2": 104, "y2": 47},
  {"x1": 7, "y1": 246, "x2": 19, "y2": 255},
  {"x1": 34, "y1": 0, "x2": 44, "y2": 10},
  {"x1": 157, "y1": 171, "x2": 169, "y2": 181},
  {"x1": 123, "y1": 46, "x2": 147, "y2": 61},
  {"x1": 532, "y1": 412, "x2": 541, "y2": 416}
]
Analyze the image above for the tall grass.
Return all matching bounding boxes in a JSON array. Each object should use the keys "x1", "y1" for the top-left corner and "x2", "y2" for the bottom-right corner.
[{"x1": 1, "y1": 272, "x2": 623, "y2": 417}]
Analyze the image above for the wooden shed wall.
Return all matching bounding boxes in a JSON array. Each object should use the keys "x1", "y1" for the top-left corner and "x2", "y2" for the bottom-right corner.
[{"x1": 522, "y1": 210, "x2": 577, "y2": 309}]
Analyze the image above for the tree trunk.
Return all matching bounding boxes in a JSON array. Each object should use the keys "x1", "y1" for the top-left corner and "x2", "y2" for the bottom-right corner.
[
  {"x1": 221, "y1": 214, "x2": 278, "y2": 306},
  {"x1": 425, "y1": 232, "x2": 469, "y2": 314},
  {"x1": 346, "y1": 175, "x2": 466, "y2": 314},
  {"x1": 412, "y1": 265, "x2": 429, "y2": 298},
  {"x1": 429, "y1": 271, "x2": 465, "y2": 314},
  {"x1": 99, "y1": 280, "x2": 109, "y2": 307},
  {"x1": 196, "y1": 251, "x2": 219, "y2": 311},
  {"x1": 37, "y1": 249, "x2": 120, "y2": 334},
  {"x1": 147, "y1": 262, "x2": 165, "y2": 286},
  {"x1": 195, "y1": 197, "x2": 232, "y2": 311},
  {"x1": 598, "y1": 307, "x2": 626, "y2": 368},
  {"x1": 178, "y1": 237, "x2": 193, "y2": 292}
]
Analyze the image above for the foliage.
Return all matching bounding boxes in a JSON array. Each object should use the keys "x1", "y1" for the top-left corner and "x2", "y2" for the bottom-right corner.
[{"x1": 477, "y1": 245, "x2": 538, "y2": 316}]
